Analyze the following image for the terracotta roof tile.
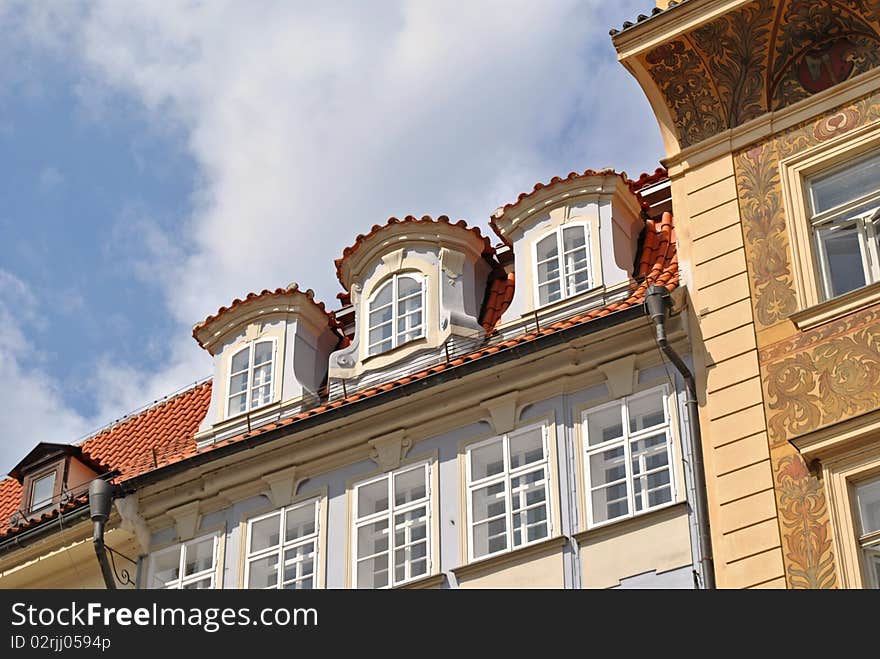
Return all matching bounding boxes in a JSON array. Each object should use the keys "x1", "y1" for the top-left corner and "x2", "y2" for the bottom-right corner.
[
  {"x1": 480, "y1": 271, "x2": 516, "y2": 332},
  {"x1": 0, "y1": 382, "x2": 212, "y2": 539},
  {"x1": 193, "y1": 283, "x2": 340, "y2": 349},
  {"x1": 0, "y1": 213, "x2": 677, "y2": 542},
  {"x1": 334, "y1": 215, "x2": 495, "y2": 289},
  {"x1": 490, "y1": 168, "x2": 666, "y2": 246}
]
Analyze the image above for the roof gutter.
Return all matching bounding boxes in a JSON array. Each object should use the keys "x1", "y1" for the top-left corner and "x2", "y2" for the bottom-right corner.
[{"x1": 127, "y1": 303, "x2": 647, "y2": 490}]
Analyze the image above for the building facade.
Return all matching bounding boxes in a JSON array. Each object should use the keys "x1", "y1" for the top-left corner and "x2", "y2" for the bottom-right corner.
[
  {"x1": 613, "y1": 0, "x2": 880, "y2": 588},
  {"x1": 0, "y1": 0, "x2": 878, "y2": 590}
]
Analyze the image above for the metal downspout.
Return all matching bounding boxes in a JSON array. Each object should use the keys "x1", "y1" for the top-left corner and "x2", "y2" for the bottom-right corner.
[
  {"x1": 89, "y1": 479, "x2": 121, "y2": 590},
  {"x1": 644, "y1": 285, "x2": 716, "y2": 589}
]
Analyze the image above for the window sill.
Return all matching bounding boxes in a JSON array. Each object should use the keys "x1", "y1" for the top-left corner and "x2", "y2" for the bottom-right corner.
[
  {"x1": 361, "y1": 336, "x2": 429, "y2": 367},
  {"x1": 525, "y1": 285, "x2": 605, "y2": 320},
  {"x1": 451, "y1": 535, "x2": 568, "y2": 580},
  {"x1": 392, "y1": 573, "x2": 446, "y2": 590},
  {"x1": 574, "y1": 501, "x2": 688, "y2": 543},
  {"x1": 790, "y1": 281, "x2": 880, "y2": 332}
]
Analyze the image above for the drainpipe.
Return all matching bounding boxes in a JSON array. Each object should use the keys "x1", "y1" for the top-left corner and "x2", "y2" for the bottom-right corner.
[
  {"x1": 644, "y1": 285, "x2": 715, "y2": 589},
  {"x1": 89, "y1": 479, "x2": 122, "y2": 590}
]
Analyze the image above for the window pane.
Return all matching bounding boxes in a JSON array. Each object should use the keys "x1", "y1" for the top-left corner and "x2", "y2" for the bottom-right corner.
[
  {"x1": 511, "y1": 470, "x2": 548, "y2": 546},
  {"x1": 372, "y1": 281, "x2": 393, "y2": 307},
  {"x1": 228, "y1": 371, "x2": 248, "y2": 396},
  {"x1": 253, "y1": 341, "x2": 273, "y2": 366},
  {"x1": 369, "y1": 305, "x2": 392, "y2": 327},
  {"x1": 509, "y1": 428, "x2": 544, "y2": 469},
  {"x1": 586, "y1": 406, "x2": 624, "y2": 445},
  {"x1": 357, "y1": 555, "x2": 388, "y2": 589},
  {"x1": 629, "y1": 391, "x2": 666, "y2": 433},
  {"x1": 283, "y1": 543, "x2": 315, "y2": 587},
  {"x1": 538, "y1": 280, "x2": 561, "y2": 306},
  {"x1": 537, "y1": 259, "x2": 560, "y2": 286},
  {"x1": 473, "y1": 518, "x2": 507, "y2": 558},
  {"x1": 591, "y1": 481, "x2": 629, "y2": 523},
  {"x1": 357, "y1": 479, "x2": 389, "y2": 517},
  {"x1": 563, "y1": 226, "x2": 587, "y2": 251},
  {"x1": 866, "y1": 547, "x2": 880, "y2": 589},
  {"x1": 368, "y1": 324, "x2": 392, "y2": 348},
  {"x1": 181, "y1": 577, "x2": 212, "y2": 589},
  {"x1": 231, "y1": 347, "x2": 250, "y2": 373},
  {"x1": 252, "y1": 362, "x2": 271, "y2": 388},
  {"x1": 817, "y1": 224, "x2": 866, "y2": 297},
  {"x1": 810, "y1": 151, "x2": 880, "y2": 214},
  {"x1": 857, "y1": 477, "x2": 880, "y2": 536},
  {"x1": 357, "y1": 520, "x2": 389, "y2": 559},
  {"x1": 398, "y1": 293, "x2": 422, "y2": 316},
  {"x1": 472, "y1": 482, "x2": 506, "y2": 523},
  {"x1": 250, "y1": 514, "x2": 280, "y2": 553},
  {"x1": 247, "y1": 555, "x2": 278, "y2": 589},
  {"x1": 227, "y1": 393, "x2": 247, "y2": 416},
  {"x1": 394, "y1": 467, "x2": 427, "y2": 506},
  {"x1": 470, "y1": 440, "x2": 504, "y2": 480},
  {"x1": 536, "y1": 234, "x2": 558, "y2": 262},
  {"x1": 590, "y1": 445, "x2": 626, "y2": 486},
  {"x1": 184, "y1": 537, "x2": 214, "y2": 576},
  {"x1": 285, "y1": 504, "x2": 316, "y2": 543},
  {"x1": 31, "y1": 473, "x2": 55, "y2": 510},
  {"x1": 398, "y1": 276, "x2": 421, "y2": 298},
  {"x1": 250, "y1": 384, "x2": 271, "y2": 408},
  {"x1": 151, "y1": 549, "x2": 180, "y2": 585}
]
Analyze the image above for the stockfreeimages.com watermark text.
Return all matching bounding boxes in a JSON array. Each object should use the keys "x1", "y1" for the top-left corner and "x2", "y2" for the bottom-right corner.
[{"x1": 10, "y1": 601, "x2": 317, "y2": 634}]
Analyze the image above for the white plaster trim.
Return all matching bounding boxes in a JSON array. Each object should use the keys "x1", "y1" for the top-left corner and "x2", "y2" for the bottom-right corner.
[
  {"x1": 479, "y1": 391, "x2": 520, "y2": 435},
  {"x1": 368, "y1": 430, "x2": 412, "y2": 472},
  {"x1": 165, "y1": 501, "x2": 201, "y2": 542},
  {"x1": 261, "y1": 465, "x2": 300, "y2": 508},
  {"x1": 597, "y1": 354, "x2": 638, "y2": 398},
  {"x1": 114, "y1": 494, "x2": 150, "y2": 556}
]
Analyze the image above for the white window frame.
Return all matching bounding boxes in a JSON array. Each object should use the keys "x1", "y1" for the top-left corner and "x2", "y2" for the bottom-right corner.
[
  {"x1": 30, "y1": 472, "x2": 56, "y2": 512},
  {"x1": 855, "y1": 476, "x2": 880, "y2": 589},
  {"x1": 146, "y1": 532, "x2": 221, "y2": 589},
  {"x1": 351, "y1": 461, "x2": 433, "y2": 589},
  {"x1": 225, "y1": 337, "x2": 278, "y2": 419},
  {"x1": 582, "y1": 385, "x2": 677, "y2": 530},
  {"x1": 366, "y1": 272, "x2": 426, "y2": 357},
  {"x1": 807, "y1": 151, "x2": 880, "y2": 301},
  {"x1": 464, "y1": 422, "x2": 553, "y2": 563},
  {"x1": 532, "y1": 222, "x2": 592, "y2": 308},
  {"x1": 244, "y1": 498, "x2": 320, "y2": 590}
]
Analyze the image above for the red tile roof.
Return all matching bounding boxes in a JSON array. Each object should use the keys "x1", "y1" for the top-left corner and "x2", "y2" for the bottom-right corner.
[
  {"x1": 0, "y1": 382, "x2": 212, "y2": 539},
  {"x1": 334, "y1": 215, "x2": 496, "y2": 289},
  {"x1": 193, "y1": 283, "x2": 338, "y2": 349},
  {"x1": 0, "y1": 212, "x2": 677, "y2": 543},
  {"x1": 481, "y1": 272, "x2": 515, "y2": 333},
  {"x1": 490, "y1": 167, "x2": 668, "y2": 246}
]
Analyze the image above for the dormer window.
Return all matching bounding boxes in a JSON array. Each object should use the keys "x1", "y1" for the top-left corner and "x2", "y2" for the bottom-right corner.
[
  {"x1": 367, "y1": 273, "x2": 425, "y2": 357},
  {"x1": 227, "y1": 339, "x2": 276, "y2": 417},
  {"x1": 30, "y1": 472, "x2": 56, "y2": 512},
  {"x1": 534, "y1": 223, "x2": 592, "y2": 306}
]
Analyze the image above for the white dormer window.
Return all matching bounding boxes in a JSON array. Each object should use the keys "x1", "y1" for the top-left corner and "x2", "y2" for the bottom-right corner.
[
  {"x1": 227, "y1": 339, "x2": 276, "y2": 417},
  {"x1": 367, "y1": 273, "x2": 425, "y2": 357},
  {"x1": 534, "y1": 223, "x2": 592, "y2": 307}
]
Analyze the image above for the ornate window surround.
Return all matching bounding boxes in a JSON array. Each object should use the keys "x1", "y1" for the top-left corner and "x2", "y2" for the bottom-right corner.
[{"x1": 781, "y1": 120, "x2": 880, "y2": 329}]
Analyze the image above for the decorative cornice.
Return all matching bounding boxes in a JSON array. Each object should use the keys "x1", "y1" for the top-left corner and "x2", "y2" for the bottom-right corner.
[{"x1": 165, "y1": 500, "x2": 201, "y2": 542}]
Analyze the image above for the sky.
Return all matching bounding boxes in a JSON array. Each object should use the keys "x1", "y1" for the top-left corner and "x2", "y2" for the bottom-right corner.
[{"x1": 0, "y1": 0, "x2": 664, "y2": 475}]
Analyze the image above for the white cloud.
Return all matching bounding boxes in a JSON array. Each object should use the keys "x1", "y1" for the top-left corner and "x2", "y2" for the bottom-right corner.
[
  {"x1": 38, "y1": 165, "x2": 65, "y2": 191},
  {"x1": 0, "y1": 270, "x2": 92, "y2": 472},
  {"x1": 0, "y1": 1, "x2": 663, "y2": 471}
]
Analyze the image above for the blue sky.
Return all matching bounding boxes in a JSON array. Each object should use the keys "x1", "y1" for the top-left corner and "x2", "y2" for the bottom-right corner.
[{"x1": 0, "y1": 1, "x2": 663, "y2": 475}]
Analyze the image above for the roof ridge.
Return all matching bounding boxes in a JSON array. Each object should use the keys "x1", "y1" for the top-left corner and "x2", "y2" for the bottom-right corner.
[{"x1": 73, "y1": 377, "x2": 211, "y2": 448}]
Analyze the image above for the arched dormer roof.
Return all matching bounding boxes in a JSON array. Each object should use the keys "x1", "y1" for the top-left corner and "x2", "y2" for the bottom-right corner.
[
  {"x1": 334, "y1": 215, "x2": 496, "y2": 291},
  {"x1": 192, "y1": 283, "x2": 340, "y2": 355}
]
